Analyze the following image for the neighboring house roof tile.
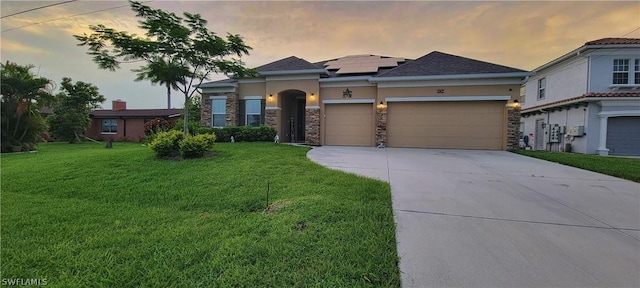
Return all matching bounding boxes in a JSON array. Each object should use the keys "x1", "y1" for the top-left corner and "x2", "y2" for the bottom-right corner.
[
  {"x1": 522, "y1": 92, "x2": 640, "y2": 113},
  {"x1": 585, "y1": 38, "x2": 640, "y2": 45},
  {"x1": 256, "y1": 56, "x2": 322, "y2": 72},
  {"x1": 376, "y1": 51, "x2": 527, "y2": 77},
  {"x1": 533, "y1": 37, "x2": 640, "y2": 72},
  {"x1": 90, "y1": 109, "x2": 183, "y2": 118}
]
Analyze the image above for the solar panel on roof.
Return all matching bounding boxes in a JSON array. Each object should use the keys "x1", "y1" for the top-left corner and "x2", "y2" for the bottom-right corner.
[{"x1": 324, "y1": 55, "x2": 405, "y2": 74}]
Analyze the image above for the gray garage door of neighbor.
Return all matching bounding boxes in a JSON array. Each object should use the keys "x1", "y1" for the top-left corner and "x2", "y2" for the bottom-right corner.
[
  {"x1": 387, "y1": 101, "x2": 505, "y2": 149},
  {"x1": 324, "y1": 103, "x2": 373, "y2": 146},
  {"x1": 607, "y1": 116, "x2": 640, "y2": 156}
]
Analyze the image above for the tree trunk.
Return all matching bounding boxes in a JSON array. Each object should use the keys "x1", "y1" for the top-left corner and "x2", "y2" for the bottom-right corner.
[
  {"x1": 12, "y1": 104, "x2": 25, "y2": 140},
  {"x1": 17, "y1": 110, "x2": 31, "y2": 143},
  {"x1": 183, "y1": 94, "x2": 189, "y2": 136},
  {"x1": 166, "y1": 83, "x2": 171, "y2": 109}
]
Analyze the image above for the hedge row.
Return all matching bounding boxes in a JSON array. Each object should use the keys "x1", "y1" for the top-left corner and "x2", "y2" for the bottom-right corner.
[
  {"x1": 148, "y1": 130, "x2": 216, "y2": 159},
  {"x1": 174, "y1": 120, "x2": 277, "y2": 142}
]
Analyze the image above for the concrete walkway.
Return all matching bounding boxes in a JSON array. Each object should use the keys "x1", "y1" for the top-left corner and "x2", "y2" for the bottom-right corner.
[{"x1": 307, "y1": 146, "x2": 640, "y2": 288}]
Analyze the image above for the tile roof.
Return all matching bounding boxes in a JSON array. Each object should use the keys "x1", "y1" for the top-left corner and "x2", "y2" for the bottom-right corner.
[
  {"x1": 256, "y1": 56, "x2": 322, "y2": 72},
  {"x1": 522, "y1": 92, "x2": 640, "y2": 112},
  {"x1": 376, "y1": 51, "x2": 527, "y2": 77},
  {"x1": 90, "y1": 108, "x2": 183, "y2": 118},
  {"x1": 585, "y1": 38, "x2": 640, "y2": 45}
]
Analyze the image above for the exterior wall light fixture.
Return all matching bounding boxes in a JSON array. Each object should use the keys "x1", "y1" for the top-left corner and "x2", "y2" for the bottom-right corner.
[{"x1": 506, "y1": 99, "x2": 521, "y2": 109}]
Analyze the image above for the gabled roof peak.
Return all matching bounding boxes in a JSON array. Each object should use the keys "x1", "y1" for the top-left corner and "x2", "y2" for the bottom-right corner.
[
  {"x1": 377, "y1": 51, "x2": 526, "y2": 78},
  {"x1": 256, "y1": 56, "x2": 322, "y2": 72}
]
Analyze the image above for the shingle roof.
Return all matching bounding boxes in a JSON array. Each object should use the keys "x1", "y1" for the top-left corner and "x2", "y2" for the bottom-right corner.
[
  {"x1": 90, "y1": 109, "x2": 182, "y2": 118},
  {"x1": 256, "y1": 56, "x2": 322, "y2": 72},
  {"x1": 522, "y1": 92, "x2": 640, "y2": 113},
  {"x1": 376, "y1": 51, "x2": 527, "y2": 77},
  {"x1": 585, "y1": 38, "x2": 640, "y2": 45}
]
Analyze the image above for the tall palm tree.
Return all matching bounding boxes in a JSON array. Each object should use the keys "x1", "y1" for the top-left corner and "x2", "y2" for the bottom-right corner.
[{"x1": 133, "y1": 57, "x2": 189, "y2": 109}]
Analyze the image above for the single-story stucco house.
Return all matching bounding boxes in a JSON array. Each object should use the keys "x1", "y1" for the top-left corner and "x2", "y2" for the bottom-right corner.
[
  {"x1": 199, "y1": 51, "x2": 530, "y2": 149},
  {"x1": 86, "y1": 100, "x2": 182, "y2": 142}
]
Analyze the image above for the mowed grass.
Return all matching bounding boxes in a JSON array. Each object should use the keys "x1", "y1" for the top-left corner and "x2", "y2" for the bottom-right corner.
[
  {"x1": 514, "y1": 150, "x2": 640, "y2": 182},
  {"x1": 1, "y1": 142, "x2": 399, "y2": 287}
]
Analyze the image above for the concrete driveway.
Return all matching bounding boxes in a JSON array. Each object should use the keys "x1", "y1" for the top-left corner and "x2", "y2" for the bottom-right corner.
[{"x1": 307, "y1": 146, "x2": 640, "y2": 288}]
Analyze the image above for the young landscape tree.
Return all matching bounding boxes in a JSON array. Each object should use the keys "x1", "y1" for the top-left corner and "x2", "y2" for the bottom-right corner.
[
  {"x1": 74, "y1": 0, "x2": 256, "y2": 135},
  {"x1": 0, "y1": 61, "x2": 55, "y2": 152},
  {"x1": 47, "y1": 78, "x2": 106, "y2": 143}
]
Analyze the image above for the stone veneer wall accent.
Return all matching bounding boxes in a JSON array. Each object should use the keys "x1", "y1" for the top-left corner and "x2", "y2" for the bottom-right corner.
[
  {"x1": 199, "y1": 92, "x2": 238, "y2": 127},
  {"x1": 265, "y1": 109, "x2": 278, "y2": 128},
  {"x1": 305, "y1": 108, "x2": 320, "y2": 145},
  {"x1": 225, "y1": 93, "x2": 239, "y2": 127},
  {"x1": 376, "y1": 108, "x2": 387, "y2": 147},
  {"x1": 201, "y1": 95, "x2": 212, "y2": 127},
  {"x1": 507, "y1": 108, "x2": 522, "y2": 150}
]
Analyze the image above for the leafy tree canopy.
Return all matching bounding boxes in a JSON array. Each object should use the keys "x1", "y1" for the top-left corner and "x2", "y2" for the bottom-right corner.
[
  {"x1": 48, "y1": 78, "x2": 105, "y2": 143},
  {"x1": 74, "y1": 0, "x2": 256, "y2": 134},
  {"x1": 0, "y1": 61, "x2": 54, "y2": 151}
]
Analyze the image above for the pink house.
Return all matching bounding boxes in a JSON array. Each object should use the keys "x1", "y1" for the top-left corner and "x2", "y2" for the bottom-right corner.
[{"x1": 86, "y1": 100, "x2": 182, "y2": 142}]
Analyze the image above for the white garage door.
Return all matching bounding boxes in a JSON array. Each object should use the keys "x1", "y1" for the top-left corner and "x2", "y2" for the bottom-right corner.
[
  {"x1": 607, "y1": 116, "x2": 640, "y2": 156},
  {"x1": 324, "y1": 103, "x2": 373, "y2": 146},
  {"x1": 387, "y1": 101, "x2": 505, "y2": 149}
]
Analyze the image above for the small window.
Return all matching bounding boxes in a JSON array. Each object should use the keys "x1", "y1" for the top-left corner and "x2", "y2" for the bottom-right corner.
[
  {"x1": 537, "y1": 78, "x2": 546, "y2": 100},
  {"x1": 635, "y1": 59, "x2": 640, "y2": 85},
  {"x1": 101, "y1": 119, "x2": 117, "y2": 133},
  {"x1": 613, "y1": 59, "x2": 629, "y2": 84},
  {"x1": 211, "y1": 99, "x2": 226, "y2": 128},
  {"x1": 245, "y1": 99, "x2": 262, "y2": 127}
]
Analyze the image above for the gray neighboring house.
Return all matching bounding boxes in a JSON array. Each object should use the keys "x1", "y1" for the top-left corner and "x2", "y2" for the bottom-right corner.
[{"x1": 521, "y1": 38, "x2": 640, "y2": 156}]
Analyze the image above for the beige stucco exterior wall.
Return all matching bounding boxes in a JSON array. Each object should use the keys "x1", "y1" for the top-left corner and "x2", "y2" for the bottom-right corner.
[
  {"x1": 378, "y1": 84, "x2": 520, "y2": 99},
  {"x1": 319, "y1": 86, "x2": 378, "y2": 100},
  {"x1": 238, "y1": 82, "x2": 266, "y2": 98},
  {"x1": 267, "y1": 79, "x2": 319, "y2": 99}
]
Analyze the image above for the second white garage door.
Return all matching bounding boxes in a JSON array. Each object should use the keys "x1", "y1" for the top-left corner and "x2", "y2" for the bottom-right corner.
[
  {"x1": 387, "y1": 101, "x2": 505, "y2": 149},
  {"x1": 324, "y1": 103, "x2": 373, "y2": 146}
]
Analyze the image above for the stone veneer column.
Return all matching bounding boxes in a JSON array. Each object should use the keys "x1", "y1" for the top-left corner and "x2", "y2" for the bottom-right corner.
[
  {"x1": 506, "y1": 108, "x2": 522, "y2": 150},
  {"x1": 305, "y1": 108, "x2": 320, "y2": 145},
  {"x1": 376, "y1": 107, "x2": 387, "y2": 147},
  {"x1": 265, "y1": 109, "x2": 278, "y2": 128},
  {"x1": 225, "y1": 92, "x2": 239, "y2": 127},
  {"x1": 201, "y1": 94, "x2": 212, "y2": 127}
]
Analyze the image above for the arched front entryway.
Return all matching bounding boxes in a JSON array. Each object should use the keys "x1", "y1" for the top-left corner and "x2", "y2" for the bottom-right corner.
[{"x1": 278, "y1": 89, "x2": 306, "y2": 143}]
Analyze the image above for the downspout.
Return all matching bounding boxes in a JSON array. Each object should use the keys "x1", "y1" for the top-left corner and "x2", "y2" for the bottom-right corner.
[
  {"x1": 585, "y1": 54, "x2": 591, "y2": 93},
  {"x1": 120, "y1": 117, "x2": 126, "y2": 139}
]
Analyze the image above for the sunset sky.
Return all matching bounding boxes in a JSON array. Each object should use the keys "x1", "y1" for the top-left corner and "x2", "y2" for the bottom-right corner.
[{"x1": 1, "y1": 1, "x2": 639, "y2": 109}]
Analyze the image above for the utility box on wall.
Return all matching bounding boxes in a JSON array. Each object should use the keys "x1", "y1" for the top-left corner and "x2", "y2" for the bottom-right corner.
[
  {"x1": 567, "y1": 125, "x2": 585, "y2": 136},
  {"x1": 549, "y1": 124, "x2": 561, "y2": 143}
]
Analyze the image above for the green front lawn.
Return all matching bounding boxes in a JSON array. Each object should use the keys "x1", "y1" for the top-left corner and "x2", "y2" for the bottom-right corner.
[
  {"x1": 514, "y1": 150, "x2": 640, "y2": 182},
  {"x1": 1, "y1": 142, "x2": 399, "y2": 287}
]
